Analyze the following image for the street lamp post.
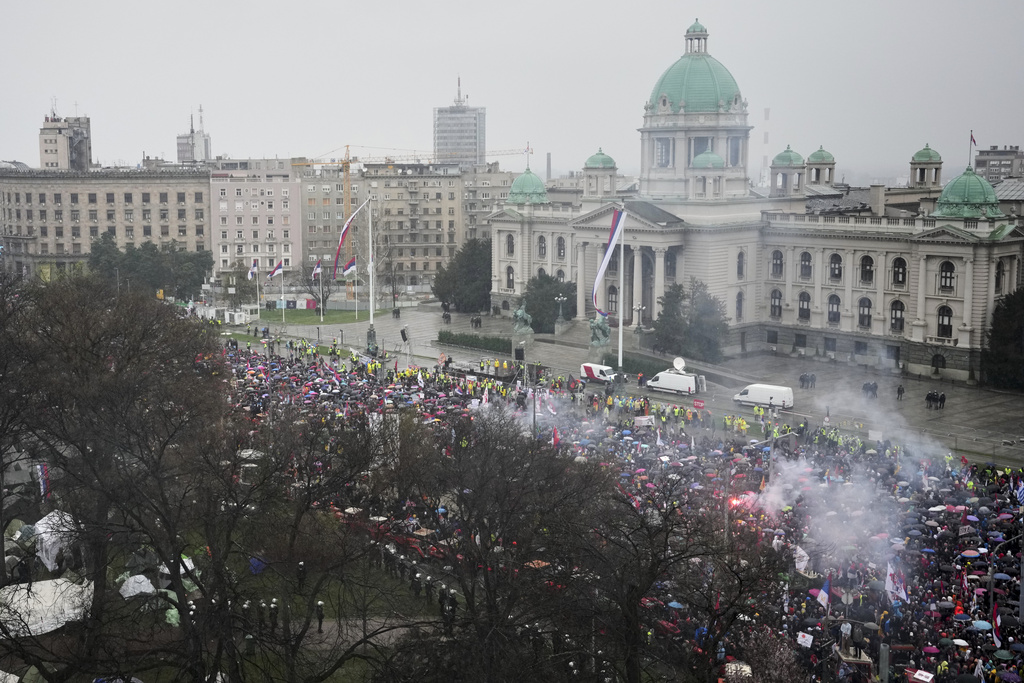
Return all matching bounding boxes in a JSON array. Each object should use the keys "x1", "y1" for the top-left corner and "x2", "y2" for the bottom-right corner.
[
  {"x1": 554, "y1": 294, "x2": 567, "y2": 321},
  {"x1": 633, "y1": 304, "x2": 646, "y2": 348}
]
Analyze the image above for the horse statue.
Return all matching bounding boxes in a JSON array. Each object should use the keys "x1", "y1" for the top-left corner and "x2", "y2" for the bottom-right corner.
[
  {"x1": 590, "y1": 315, "x2": 611, "y2": 346},
  {"x1": 512, "y1": 305, "x2": 533, "y2": 334}
]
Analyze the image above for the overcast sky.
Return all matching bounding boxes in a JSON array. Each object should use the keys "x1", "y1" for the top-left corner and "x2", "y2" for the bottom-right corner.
[{"x1": 3, "y1": 0, "x2": 1021, "y2": 185}]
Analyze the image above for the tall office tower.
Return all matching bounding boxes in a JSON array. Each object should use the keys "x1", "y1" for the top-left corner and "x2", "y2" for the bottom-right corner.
[
  {"x1": 177, "y1": 106, "x2": 213, "y2": 163},
  {"x1": 433, "y1": 79, "x2": 485, "y2": 168}
]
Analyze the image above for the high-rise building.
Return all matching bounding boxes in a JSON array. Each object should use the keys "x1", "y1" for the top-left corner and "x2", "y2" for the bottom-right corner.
[
  {"x1": 975, "y1": 145, "x2": 1024, "y2": 184},
  {"x1": 39, "y1": 114, "x2": 92, "y2": 171},
  {"x1": 433, "y1": 80, "x2": 485, "y2": 167},
  {"x1": 177, "y1": 107, "x2": 213, "y2": 164}
]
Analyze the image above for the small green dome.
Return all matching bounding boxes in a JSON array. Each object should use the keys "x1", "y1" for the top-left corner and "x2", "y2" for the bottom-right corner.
[
  {"x1": 772, "y1": 145, "x2": 804, "y2": 167},
  {"x1": 687, "y1": 19, "x2": 707, "y2": 33},
  {"x1": 807, "y1": 146, "x2": 834, "y2": 163},
  {"x1": 931, "y1": 167, "x2": 1005, "y2": 219},
  {"x1": 584, "y1": 148, "x2": 616, "y2": 169},
  {"x1": 692, "y1": 150, "x2": 725, "y2": 169},
  {"x1": 508, "y1": 168, "x2": 548, "y2": 205},
  {"x1": 912, "y1": 144, "x2": 942, "y2": 163},
  {"x1": 648, "y1": 24, "x2": 742, "y2": 114}
]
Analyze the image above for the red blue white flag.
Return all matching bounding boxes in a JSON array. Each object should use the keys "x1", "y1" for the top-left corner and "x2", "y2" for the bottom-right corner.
[
  {"x1": 267, "y1": 261, "x2": 283, "y2": 279},
  {"x1": 592, "y1": 207, "x2": 626, "y2": 316}
]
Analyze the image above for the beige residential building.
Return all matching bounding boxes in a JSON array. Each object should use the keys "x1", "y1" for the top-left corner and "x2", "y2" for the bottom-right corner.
[
  {"x1": 0, "y1": 168, "x2": 211, "y2": 279},
  {"x1": 38, "y1": 114, "x2": 92, "y2": 171}
]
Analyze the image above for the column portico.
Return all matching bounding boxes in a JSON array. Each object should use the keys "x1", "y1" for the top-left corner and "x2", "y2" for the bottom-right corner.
[
  {"x1": 653, "y1": 247, "x2": 667, "y2": 319},
  {"x1": 576, "y1": 243, "x2": 587, "y2": 318},
  {"x1": 632, "y1": 246, "x2": 644, "y2": 327}
]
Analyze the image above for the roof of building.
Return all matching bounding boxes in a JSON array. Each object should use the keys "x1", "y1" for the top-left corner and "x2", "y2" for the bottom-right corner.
[
  {"x1": 931, "y1": 167, "x2": 1005, "y2": 218},
  {"x1": 772, "y1": 145, "x2": 804, "y2": 167},
  {"x1": 691, "y1": 150, "x2": 726, "y2": 169},
  {"x1": 687, "y1": 19, "x2": 707, "y2": 33},
  {"x1": 648, "y1": 25, "x2": 741, "y2": 114},
  {"x1": 584, "y1": 148, "x2": 616, "y2": 169},
  {"x1": 993, "y1": 177, "x2": 1024, "y2": 202},
  {"x1": 806, "y1": 187, "x2": 872, "y2": 213},
  {"x1": 807, "y1": 146, "x2": 835, "y2": 164},
  {"x1": 912, "y1": 144, "x2": 942, "y2": 163},
  {"x1": 623, "y1": 200, "x2": 686, "y2": 227},
  {"x1": 507, "y1": 168, "x2": 548, "y2": 205}
]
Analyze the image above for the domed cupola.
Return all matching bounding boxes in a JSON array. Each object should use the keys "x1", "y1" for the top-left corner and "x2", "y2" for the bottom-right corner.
[
  {"x1": 931, "y1": 167, "x2": 1005, "y2": 219},
  {"x1": 507, "y1": 167, "x2": 548, "y2": 205}
]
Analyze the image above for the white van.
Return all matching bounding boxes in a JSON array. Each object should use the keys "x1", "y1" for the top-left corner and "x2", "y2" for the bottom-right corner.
[
  {"x1": 647, "y1": 370, "x2": 697, "y2": 396},
  {"x1": 580, "y1": 363, "x2": 625, "y2": 384},
  {"x1": 732, "y1": 384, "x2": 794, "y2": 409}
]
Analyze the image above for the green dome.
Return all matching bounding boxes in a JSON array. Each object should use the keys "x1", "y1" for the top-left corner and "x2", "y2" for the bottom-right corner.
[
  {"x1": 772, "y1": 145, "x2": 804, "y2": 167},
  {"x1": 584, "y1": 148, "x2": 616, "y2": 169},
  {"x1": 507, "y1": 168, "x2": 548, "y2": 205},
  {"x1": 912, "y1": 144, "x2": 942, "y2": 163},
  {"x1": 931, "y1": 167, "x2": 1005, "y2": 219},
  {"x1": 807, "y1": 146, "x2": 834, "y2": 163},
  {"x1": 649, "y1": 25, "x2": 742, "y2": 114},
  {"x1": 692, "y1": 150, "x2": 725, "y2": 169}
]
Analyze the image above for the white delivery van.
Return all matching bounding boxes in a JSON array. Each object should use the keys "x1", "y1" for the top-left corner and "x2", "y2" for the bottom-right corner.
[
  {"x1": 580, "y1": 363, "x2": 626, "y2": 384},
  {"x1": 647, "y1": 370, "x2": 697, "y2": 396},
  {"x1": 732, "y1": 384, "x2": 794, "y2": 409}
]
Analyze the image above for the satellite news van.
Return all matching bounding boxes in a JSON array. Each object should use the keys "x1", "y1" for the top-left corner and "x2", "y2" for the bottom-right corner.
[
  {"x1": 646, "y1": 357, "x2": 704, "y2": 396},
  {"x1": 580, "y1": 363, "x2": 626, "y2": 384},
  {"x1": 732, "y1": 384, "x2": 794, "y2": 409}
]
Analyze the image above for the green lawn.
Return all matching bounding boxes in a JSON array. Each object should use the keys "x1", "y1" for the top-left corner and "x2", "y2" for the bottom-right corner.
[{"x1": 253, "y1": 309, "x2": 393, "y2": 325}]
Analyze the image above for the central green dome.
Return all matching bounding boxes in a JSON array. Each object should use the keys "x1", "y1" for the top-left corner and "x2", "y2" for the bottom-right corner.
[
  {"x1": 648, "y1": 23, "x2": 741, "y2": 114},
  {"x1": 692, "y1": 150, "x2": 725, "y2": 169},
  {"x1": 931, "y1": 167, "x2": 1004, "y2": 218},
  {"x1": 507, "y1": 168, "x2": 548, "y2": 205},
  {"x1": 772, "y1": 145, "x2": 804, "y2": 167},
  {"x1": 584, "y1": 148, "x2": 616, "y2": 169}
]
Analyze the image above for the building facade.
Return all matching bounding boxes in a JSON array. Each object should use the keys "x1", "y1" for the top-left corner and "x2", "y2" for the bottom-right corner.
[
  {"x1": 0, "y1": 168, "x2": 211, "y2": 279},
  {"x1": 208, "y1": 158, "x2": 301, "y2": 281},
  {"x1": 488, "y1": 21, "x2": 1024, "y2": 381},
  {"x1": 39, "y1": 115, "x2": 92, "y2": 171},
  {"x1": 975, "y1": 145, "x2": 1024, "y2": 184},
  {"x1": 433, "y1": 83, "x2": 486, "y2": 168}
]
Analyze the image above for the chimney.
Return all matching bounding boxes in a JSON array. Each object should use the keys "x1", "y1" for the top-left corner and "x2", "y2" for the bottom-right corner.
[
  {"x1": 546, "y1": 152, "x2": 551, "y2": 181},
  {"x1": 869, "y1": 184, "x2": 886, "y2": 217}
]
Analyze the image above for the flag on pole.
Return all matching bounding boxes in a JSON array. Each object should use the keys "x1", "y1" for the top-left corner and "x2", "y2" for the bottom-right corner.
[
  {"x1": 552, "y1": 427, "x2": 560, "y2": 448},
  {"x1": 266, "y1": 261, "x2": 283, "y2": 279},
  {"x1": 971, "y1": 132, "x2": 977, "y2": 146},
  {"x1": 247, "y1": 259, "x2": 258, "y2": 280},
  {"x1": 311, "y1": 259, "x2": 322, "y2": 280},
  {"x1": 1014, "y1": 477, "x2": 1024, "y2": 506},
  {"x1": 417, "y1": 372, "x2": 425, "y2": 388},
  {"x1": 333, "y1": 197, "x2": 371, "y2": 279},
  {"x1": 591, "y1": 208, "x2": 626, "y2": 316},
  {"x1": 656, "y1": 429, "x2": 665, "y2": 446},
  {"x1": 342, "y1": 256, "x2": 356, "y2": 276},
  {"x1": 817, "y1": 574, "x2": 831, "y2": 609},
  {"x1": 993, "y1": 600, "x2": 1002, "y2": 648}
]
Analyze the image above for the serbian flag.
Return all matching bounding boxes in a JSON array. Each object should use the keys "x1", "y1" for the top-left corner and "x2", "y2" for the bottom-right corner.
[
  {"x1": 332, "y1": 197, "x2": 371, "y2": 279},
  {"x1": 971, "y1": 131, "x2": 977, "y2": 146},
  {"x1": 552, "y1": 427, "x2": 560, "y2": 448},
  {"x1": 591, "y1": 207, "x2": 626, "y2": 316},
  {"x1": 266, "y1": 261, "x2": 283, "y2": 279},
  {"x1": 993, "y1": 600, "x2": 1002, "y2": 648},
  {"x1": 342, "y1": 257, "x2": 356, "y2": 277},
  {"x1": 817, "y1": 574, "x2": 831, "y2": 609},
  {"x1": 247, "y1": 259, "x2": 258, "y2": 280},
  {"x1": 311, "y1": 260, "x2": 322, "y2": 280}
]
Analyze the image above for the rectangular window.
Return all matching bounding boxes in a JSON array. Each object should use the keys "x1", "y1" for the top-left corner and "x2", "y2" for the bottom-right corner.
[
  {"x1": 142, "y1": 209, "x2": 151, "y2": 220},
  {"x1": 766, "y1": 330, "x2": 778, "y2": 345},
  {"x1": 195, "y1": 192, "x2": 203, "y2": 202},
  {"x1": 824, "y1": 337, "x2": 837, "y2": 352},
  {"x1": 124, "y1": 193, "x2": 133, "y2": 204},
  {"x1": 160, "y1": 192, "x2": 168, "y2": 203},
  {"x1": 70, "y1": 193, "x2": 79, "y2": 204},
  {"x1": 143, "y1": 225, "x2": 152, "y2": 237},
  {"x1": 53, "y1": 193, "x2": 62, "y2": 204},
  {"x1": 142, "y1": 192, "x2": 150, "y2": 204},
  {"x1": 88, "y1": 193, "x2": 97, "y2": 204},
  {"x1": 106, "y1": 193, "x2": 115, "y2": 204},
  {"x1": 178, "y1": 209, "x2": 186, "y2": 220},
  {"x1": 177, "y1": 192, "x2": 186, "y2": 204},
  {"x1": 107, "y1": 210, "x2": 115, "y2": 221}
]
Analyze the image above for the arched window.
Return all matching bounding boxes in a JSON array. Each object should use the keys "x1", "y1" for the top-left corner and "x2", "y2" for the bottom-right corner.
[
  {"x1": 502, "y1": 300, "x2": 510, "y2": 311},
  {"x1": 505, "y1": 234, "x2": 515, "y2": 257},
  {"x1": 939, "y1": 261, "x2": 955, "y2": 291},
  {"x1": 607, "y1": 285, "x2": 618, "y2": 313},
  {"x1": 858, "y1": 297, "x2": 872, "y2": 328},
  {"x1": 769, "y1": 289, "x2": 782, "y2": 318},
  {"x1": 409, "y1": 275, "x2": 418, "y2": 286},
  {"x1": 860, "y1": 255, "x2": 874, "y2": 284},
  {"x1": 798, "y1": 292, "x2": 811, "y2": 320},
  {"x1": 892, "y1": 257, "x2": 907, "y2": 286},
  {"x1": 538, "y1": 267, "x2": 546, "y2": 278},
  {"x1": 931, "y1": 354, "x2": 946, "y2": 370},
  {"x1": 556, "y1": 269, "x2": 565, "y2": 282},
  {"x1": 538, "y1": 235, "x2": 546, "y2": 258},
  {"x1": 996, "y1": 260, "x2": 1005, "y2": 293},
  {"x1": 771, "y1": 250, "x2": 784, "y2": 278},
  {"x1": 556, "y1": 236, "x2": 565, "y2": 259},
  {"x1": 890, "y1": 300, "x2": 905, "y2": 332},
  {"x1": 506, "y1": 265, "x2": 515, "y2": 290},
  {"x1": 665, "y1": 252, "x2": 676, "y2": 277},
  {"x1": 737, "y1": 251, "x2": 745, "y2": 279},
  {"x1": 829, "y1": 253, "x2": 843, "y2": 280},
  {"x1": 936, "y1": 305, "x2": 953, "y2": 337},
  {"x1": 800, "y1": 251, "x2": 812, "y2": 279},
  {"x1": 735, "y1": 291, "x2": 744, "y2": 322},
  {"x1": 827, "y1": 294, "x2": 841, "y2": 323}
]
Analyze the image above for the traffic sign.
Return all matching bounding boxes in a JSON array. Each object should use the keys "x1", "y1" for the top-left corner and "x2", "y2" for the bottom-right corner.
[
  {"x1": 823, "y1": 416, "x2": 830, "y2": 425},
  {"x1": 693, "y1": 399, "x2": 705, "y2": 409}
]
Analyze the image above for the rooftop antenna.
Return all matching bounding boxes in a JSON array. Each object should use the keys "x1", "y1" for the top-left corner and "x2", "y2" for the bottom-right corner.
[
  {"x1": 198, "y1": 104, "x2": 205, "y2": 131},
  {"x1": 455, "y1": 76, "x2": 464, "y2": 106},
  {"x1": 190, "y1": 110, "x2": 195, "y2": 134},
  {"x1": 50, "y1": 96, "x2": 59, "y2": 119}
]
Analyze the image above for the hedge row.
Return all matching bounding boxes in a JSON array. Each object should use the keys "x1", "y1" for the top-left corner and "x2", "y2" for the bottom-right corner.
[
  {"x1": 437, "y1": 330, "x2": 512, "y2": 355},
  {"x1": 601, "y1": 352, "x2": 675, "y2": 379}
]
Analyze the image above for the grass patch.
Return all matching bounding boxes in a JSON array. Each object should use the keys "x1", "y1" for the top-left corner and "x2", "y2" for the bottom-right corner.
[
  {"x1": 437, "y1": 330, "x2": 511, "y2": 354},
  {"x1": 256, "y1": 309, "x2": 392, "y2": 325}
]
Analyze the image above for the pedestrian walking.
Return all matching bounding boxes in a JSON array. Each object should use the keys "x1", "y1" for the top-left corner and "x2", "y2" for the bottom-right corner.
[
  {"x1": 896, "y1": 384, "x2": 904, "y2": 401},
  {"x1": 938, "y1": 392, "x2": 946, "y2": 409},
  {"x1": 316, "y1": 600, "x2": 325, "y2": 633},
  {"x1": 297, "y1": 561, "x2": 306, "y2": 592}
]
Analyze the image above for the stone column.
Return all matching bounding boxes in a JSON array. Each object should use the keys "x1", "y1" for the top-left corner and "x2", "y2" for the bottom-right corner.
[
  {"x1": 874, "y1": 250, "x2": 886, "y2": 335},
  {"x1": 958, "y1": 256, "x2": 975, "y2": 349},
  {"x1": 785, "y1": 246, "x2": 795, "y2": 305},
  {"x1": 844, "y1": 249, "x2": 854, "y2": 331},
  {"x1": 985, "y1": 256, "x2": 997, "y2": 328},
  {"x1": 814, "y1": 248, "x2": 824, "y2": 311},
  {"x1": 911, "y1": 255, "x2": 928, "y2": 342},
  {"x1": 653, "y1": 247, "x2": 666, "y2": 319},
  {"x1": 632, "y1": 246, "x2": 644, "y2": 328},
  {"x1": 575, "y1": 242, "x2": 587, "y2": 318}
]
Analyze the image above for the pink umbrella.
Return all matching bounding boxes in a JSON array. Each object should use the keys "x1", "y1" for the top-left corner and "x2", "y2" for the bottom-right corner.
[
  {"x1": 808, "y1": 588, "x2": 821, "y2": 596},
  {"x1": 974, "y1": 588, "x2": 987, "y2": 594},
  {"x1": 645, "y1": 483, "x2": 656, "y2": 489},
  {"x1": 923, "y1": 646, "x2": 940, "y2": 654}
]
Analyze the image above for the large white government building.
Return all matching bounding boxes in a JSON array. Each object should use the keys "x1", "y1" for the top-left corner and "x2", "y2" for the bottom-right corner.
[{"x1": 488, "y1": 21, "x2": 1024, "y2": 381}]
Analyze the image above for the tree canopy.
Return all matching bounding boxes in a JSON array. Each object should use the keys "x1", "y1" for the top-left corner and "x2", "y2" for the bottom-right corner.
[
  {"x1": 651, "y1": 278, "x2": 728, "y2": 363},
  {"x1": 87, "y1": 232, "x2": 213, "y2": 300},
  {"x1": 521, "y1": 273, "x2": 577, "y2": 333},
  {"x1": 983, "y1": 286, "x2": 1024, "y2": 390},
  {"x1": 431, "y1": 238, "x2": 492, "y2": 312}
]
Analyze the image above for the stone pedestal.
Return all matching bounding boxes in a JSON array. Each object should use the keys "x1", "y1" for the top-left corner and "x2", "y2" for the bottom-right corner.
[
  {"x1": 554, "y1": 317, "x2": 571, "y2": 336},
  {"x1": 587, "y1": 343, "x2": 611, "y2": 364},
  {"x1": 512, "y1": 330, "x2": 535, "y2": 357}
]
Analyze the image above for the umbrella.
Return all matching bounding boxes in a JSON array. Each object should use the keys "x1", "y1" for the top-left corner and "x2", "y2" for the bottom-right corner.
[
  {"x1": 938, "y1": 637, "x2": 954, "y2": 647},
  {"x1": 953, "y1": 638, "x2": 969, "y2": 646},
  {"x1": 995, "y1": 650, "x2": 1014, "y2": 661},
  {"x1": 668, "y1": 601, "x2": 684, "y2": 609},
  {"x1": 953, "y1": 614, "x2": 972, "y2": 621},
  {"x1": 1001, "y1": 674, "x2": 1021, "y2": 683},
  {"x1": 1011, "y1": 643, "x2": 1024, "y2": 653},
  {"x1": 973, "y1": 620, "x2": 992, "y2": 630},
  {"x1": 994, "y1": 573, "x2": 1011, "y2": 580},
  {"x1": 862, "y1": 622, "x2": 880, "y2": 630},
  {"x1": 923, "y1": 646, "x2": 940, "y2": 653}
]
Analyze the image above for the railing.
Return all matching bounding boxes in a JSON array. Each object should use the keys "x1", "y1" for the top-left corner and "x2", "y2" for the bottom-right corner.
[{"x1": 926, "y1": 335, "x2": 958, "y2": 346}]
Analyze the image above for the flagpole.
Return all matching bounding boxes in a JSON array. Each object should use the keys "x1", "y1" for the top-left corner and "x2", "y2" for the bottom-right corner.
[
  {"x1": 355, "y1": 255, "x2": 359, "y2": 321},
  {"x1": 367, "y1": 204, "x2": 376, "y2": 351},
  {"x1": 617, "y1": 207, "x2": 624, "y2": 371},
  {"x1": 969, "y1": 130, "x2": 973, "y2": 168},
  {"x1": 281, "y1": 268, "x2": 285, "y2": 325},
  {"x1": 318, "y1": 264, "x2": 324, "y2": 323}
]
